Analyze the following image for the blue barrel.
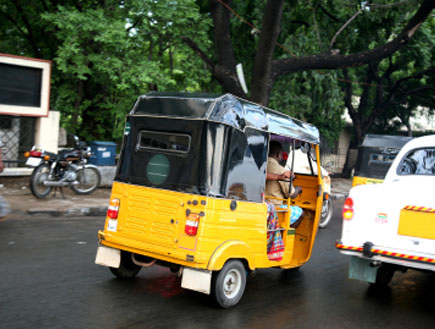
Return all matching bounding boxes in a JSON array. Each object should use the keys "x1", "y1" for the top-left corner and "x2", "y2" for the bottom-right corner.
[{"x1": 88, "y1": 141, "x2": 117, "y2": 166}]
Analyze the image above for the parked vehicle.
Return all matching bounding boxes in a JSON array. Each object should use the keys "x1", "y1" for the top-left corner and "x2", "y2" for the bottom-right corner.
[
  {"x1": 352, "y1": 134, "x2": 412, "y2": 187},
  {"x1": 287, "y1": 148, "x2": 333, "y2": 228},
  {"x1": 337, "y1": 135, "x2": 435, "y2": 286},
  {"x1": 95, "y1": 93, "x2": 326, "y2": 308},
  {"x1": 24, "y1": 137, "x2": 101, "y2": 199}
]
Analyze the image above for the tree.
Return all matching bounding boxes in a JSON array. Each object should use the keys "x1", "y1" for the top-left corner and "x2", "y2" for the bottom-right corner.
[
  {"x1": 337, "y1": 5, "x2": 434, "y2": 175},
  {"x1": 186, "y1": 0, "x2": 433, "y2": 105},
  {"x1": 184, "y1": 0, "x2": 434, "y2": 156},
  {"x1": 0, "y1": 0, "x2": 213, "y2": 141}
]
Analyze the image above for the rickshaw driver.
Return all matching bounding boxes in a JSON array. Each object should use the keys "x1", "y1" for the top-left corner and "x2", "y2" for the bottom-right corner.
[{"x1": 266, "y1": 141, "x2": 304, "y2": 228}]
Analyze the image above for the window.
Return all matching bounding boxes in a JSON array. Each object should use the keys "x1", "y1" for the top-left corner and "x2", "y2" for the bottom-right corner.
[
  {"x1": 0, "y1": 54, "x2": 51, "y2": 116},
  {"x1": 137, "y1": 130, "x2": 190, "y2": 153},
  {"x1": 369, "y1": 153, "x2": 395, "y2": 163},
  {"x1": 398, "y1": 148, "x2": 435, "y2": 175}
]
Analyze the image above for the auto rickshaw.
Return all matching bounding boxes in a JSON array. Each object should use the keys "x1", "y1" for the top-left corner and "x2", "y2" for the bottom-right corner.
[
  {"x1": 95, "y1": 93, "x2": 325, "y2": 308},
  {"x1": 352, "y1": 134, "x2": 412, "y2": 187}
]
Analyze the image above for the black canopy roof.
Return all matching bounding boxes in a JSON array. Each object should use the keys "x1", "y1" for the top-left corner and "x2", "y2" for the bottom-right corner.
[
  {"x1": 361, "y1": 134, "x2": 413, "y2": 148},
  {"x1": 131, "y1": 93, "x2": 320, "y2": 144}
]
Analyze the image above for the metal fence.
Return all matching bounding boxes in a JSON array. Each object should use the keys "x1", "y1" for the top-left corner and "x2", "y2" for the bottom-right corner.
[
  {"x1": 0, "y1": 115, "x2": 36, "y2": 168},
  {"x1": 320, "y1": 148, "x2": 349, "y2": 174}
]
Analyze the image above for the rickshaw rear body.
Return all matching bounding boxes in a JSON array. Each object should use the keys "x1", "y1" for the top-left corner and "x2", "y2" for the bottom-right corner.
[
  {"x1": 352, "y1": 134, "x2": 412, "y2": 187},
  {"x1": 96, "y1": 93, "x2": 324, "y2": 306}
]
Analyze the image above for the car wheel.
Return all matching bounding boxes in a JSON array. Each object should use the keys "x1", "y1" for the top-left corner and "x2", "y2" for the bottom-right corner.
[
  {"x1": 373, "y1": 264, "x2": 395, "y2": 286},
  {"x1": 212, "y1": 260, "x2": 246, "y2": 308}
]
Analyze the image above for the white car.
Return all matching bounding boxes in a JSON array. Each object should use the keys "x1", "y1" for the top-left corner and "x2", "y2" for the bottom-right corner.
[{"x1": 337, "y1": 135, "x2": 435, "y2": 285}]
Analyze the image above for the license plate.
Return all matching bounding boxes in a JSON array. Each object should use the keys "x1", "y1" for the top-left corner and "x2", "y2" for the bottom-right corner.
[{"x1": 26, "y1": 157, "x2": 42, "y2": 167}]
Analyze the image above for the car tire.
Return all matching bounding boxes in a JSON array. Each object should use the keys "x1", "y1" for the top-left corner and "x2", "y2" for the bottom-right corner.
[{"x1": 373, "y1": 264, "x2": 395, "y2": 286}]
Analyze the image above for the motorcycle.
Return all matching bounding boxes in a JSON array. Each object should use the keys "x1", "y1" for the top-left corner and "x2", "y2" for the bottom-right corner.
[{"x1": 24, "y1": 137, "x2": 101, "y2": 199}]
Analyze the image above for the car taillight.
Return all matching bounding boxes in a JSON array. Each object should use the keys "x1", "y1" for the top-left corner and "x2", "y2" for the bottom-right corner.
[
  {"x1": 185, "y1": 213, "x2": 200, "y2": 236},
  {"x1": 30, "y1": 150, "x2": 42, "y2": 157},
  {"x1": 342, "y1": 197, "x2": 354, "y2": 220},
  {"x1": 107, "y1": 198, "x2": 120, "y2": 219}
]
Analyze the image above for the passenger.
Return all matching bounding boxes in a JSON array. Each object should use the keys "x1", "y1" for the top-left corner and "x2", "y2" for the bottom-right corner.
[{"x1": 265, "y1": 141, "x2": 304, "y2": 228}]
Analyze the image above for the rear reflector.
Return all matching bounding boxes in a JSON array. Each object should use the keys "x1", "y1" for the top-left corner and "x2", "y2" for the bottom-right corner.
[
  {"x1": 107, "y1": 198, "x2": 120, "y2": 219},
  {"x1": 185, "y1": 213, "x2": 200, "y2": 236}
]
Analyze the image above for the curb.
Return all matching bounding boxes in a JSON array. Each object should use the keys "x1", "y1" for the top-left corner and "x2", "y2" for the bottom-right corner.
[{"x1": 27, "y1": 206, "x2": 108, "y2": 217}]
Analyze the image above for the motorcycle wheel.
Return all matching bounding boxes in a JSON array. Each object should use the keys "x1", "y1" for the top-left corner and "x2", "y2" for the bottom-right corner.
[
  {"x1": 71, "y1": 167, "x2": 101, "y2": 195},
  {"x1": 30, "y1": 164, "x2": 52, "y2": 199},
  {"x1": 319, "y1": 199, "x2": 333, "y2": 228}
]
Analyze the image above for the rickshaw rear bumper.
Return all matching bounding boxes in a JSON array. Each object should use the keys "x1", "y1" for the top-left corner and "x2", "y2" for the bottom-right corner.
[{"x1": 97, "y1": 232, "x2": 209, "y2": 269}]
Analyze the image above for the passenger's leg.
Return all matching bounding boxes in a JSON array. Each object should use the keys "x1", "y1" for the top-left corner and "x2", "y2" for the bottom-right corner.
[{"x1": 289, "y1": 206, "x2": 304, "y2": 228}]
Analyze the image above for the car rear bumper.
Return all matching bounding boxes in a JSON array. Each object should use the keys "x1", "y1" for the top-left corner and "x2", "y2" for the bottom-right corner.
[{"x1": 336, "y1": 241, "x2": 435, "y2": 272}]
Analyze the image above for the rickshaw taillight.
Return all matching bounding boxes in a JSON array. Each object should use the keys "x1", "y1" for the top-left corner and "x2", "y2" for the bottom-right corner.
[
  {"x1": 185, "y1": 213, "x2": 200, "y2": 236},
  {"x1": 342, "y1": 197, "x2": 354, "y2": 220},
  {"x1": 107, "y1": 198, "x2": 120, "y2": 219}
]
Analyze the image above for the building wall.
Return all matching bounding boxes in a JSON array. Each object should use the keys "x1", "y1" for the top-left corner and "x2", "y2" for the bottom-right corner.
[
  {"x1": 0, "y1": 111, "x2": 59, "y2": 168},
  {"x1": 34, "y1": 111, "x2": 60, "y2": 153}
]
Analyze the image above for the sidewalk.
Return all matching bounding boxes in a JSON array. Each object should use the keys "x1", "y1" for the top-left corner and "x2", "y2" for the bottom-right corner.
[
  {"x1": 330, "y1": 178, "x2": 352, "y2": 200},
  {"x1": 0, "y1": 176, "x2": 111, "y2": 219},
  {"x1": 0, "y1": 176, "x2": 352, "y2": 218}
]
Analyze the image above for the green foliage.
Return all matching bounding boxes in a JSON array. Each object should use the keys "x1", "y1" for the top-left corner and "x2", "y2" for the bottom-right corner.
[
  {"x1": 0, "y1": 0, "x2": 213, "y2": 142},
  {"x1": 269, "y1": 70, "x2": 345, "y2": 145},
  {"x1": 0, "y1": 0, "x2": 432, "y2": 148}
]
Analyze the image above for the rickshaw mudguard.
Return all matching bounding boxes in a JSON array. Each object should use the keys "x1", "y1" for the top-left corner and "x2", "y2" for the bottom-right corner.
[{"x1": 207, "y1": 240, "x2": 255, "y2": 271}]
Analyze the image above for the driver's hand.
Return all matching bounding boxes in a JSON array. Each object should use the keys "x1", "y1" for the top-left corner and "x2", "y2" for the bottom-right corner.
[{"x1": 280, "y1": 171, "x2": 291, "y2": 179}]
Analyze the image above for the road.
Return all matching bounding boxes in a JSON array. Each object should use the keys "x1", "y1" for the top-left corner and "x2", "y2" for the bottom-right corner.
[{"x1": 0, "y1": 200, "x2": 434, "y2": 329}]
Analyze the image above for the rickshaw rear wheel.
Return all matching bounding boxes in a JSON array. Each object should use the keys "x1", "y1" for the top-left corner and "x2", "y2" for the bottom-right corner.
[
  {"x1": 212, "y1": 260, "x2": 246, "y2": 308},
  {"x1": 319, "y1": 199, "x2": 333, "y2": 228},
  {"x1": 109, "y1": 251, "x2": 142, "y2": 279}
]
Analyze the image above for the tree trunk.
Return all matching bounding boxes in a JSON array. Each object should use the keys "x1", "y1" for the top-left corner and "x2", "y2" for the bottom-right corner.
[
  {"x1": 250, "y1": 0, "x2": 285, "y2": 105},
  {"x1": 208, "y1": 0, "x2": 245, "y2": 96}
]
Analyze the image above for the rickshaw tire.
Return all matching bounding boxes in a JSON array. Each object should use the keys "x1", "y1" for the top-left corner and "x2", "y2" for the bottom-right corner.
[
  {"x1": 319, "y1": 199, "x2": 333, "y2": 228},
  {"x1": 211, "y1": 260, "x2": 246, "y2": 308},
  {"x1": 109, "y1": 251, "x2": 142, "y2": 279}
]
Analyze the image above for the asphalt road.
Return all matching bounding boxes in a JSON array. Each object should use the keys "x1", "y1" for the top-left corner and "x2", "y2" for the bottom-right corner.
[{"x1": 0, "y1": 200, "x2": 434, "y2": 329}]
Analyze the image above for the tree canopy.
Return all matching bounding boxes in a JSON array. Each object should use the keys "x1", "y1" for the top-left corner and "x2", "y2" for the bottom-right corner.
[
  {"x1": 0, "y1": 0, "x2": 433, "y2": 148},
  {"x1": 187, "y1": 0, "x2": 434, "y2": 145},
  {"x1": 0, "y1": 0, "x2": 213, "y2": 141}
]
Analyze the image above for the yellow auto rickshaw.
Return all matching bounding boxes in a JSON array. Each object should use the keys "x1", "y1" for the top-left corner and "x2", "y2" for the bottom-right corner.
[
  {"x1": 352, "y1": 134, "x2": 412, "y2": 187},
  {"x1": 95, "y1": 93, "x2": 325, "y2": 308}
]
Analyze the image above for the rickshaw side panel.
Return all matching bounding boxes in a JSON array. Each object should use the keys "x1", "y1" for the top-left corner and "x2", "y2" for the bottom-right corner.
[{"x1": 199, "y1": 198, "x2": 269, "y2": 270}]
